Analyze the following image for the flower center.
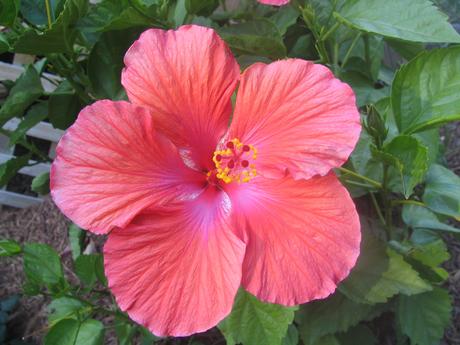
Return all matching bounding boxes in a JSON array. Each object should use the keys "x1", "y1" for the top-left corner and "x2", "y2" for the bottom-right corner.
[{"x1": 210, "y1": 138, "x2": 257, "y2": 184}]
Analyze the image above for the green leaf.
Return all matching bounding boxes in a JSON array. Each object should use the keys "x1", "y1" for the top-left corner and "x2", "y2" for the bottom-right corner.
[
  {"x1": 185, "y1": 0, "x2": 218, "y2": 16},
  {"x1": 44, "y1": 319, "x2": 80, "y2": 345},
  {"x1": 75, "y1": 319, "x2": 104, "y2": 345},
  {"x1": 269, "y1": 5, "x2": 300, "y2": 36},
  {"x1": 0, "y1": 239, "x2": 21, "y2": 257},
  {"x1": 365, "y1": 249, "x2": 432, "y2": 303},
  {"x1": 88, "y1": 28, "x2": 141, "y2": 100},
  {"x1": 0, "y1": 0, "x2": 20, "y2": 26},
  {"x1": 74, "y1": 254, "x2": 102, "y2": 288},
  {"x1": 392, "y1": 47, "x2": 460, "y2": 134},
  {"x1": 381, "y1": 135, "x2": 428, "y2": 198},
  {"x1": 340, "y1": 71, "x2": 389, "y2": 107},
  {"x1": 312, "y1": 335, "x2": 340, "y2": 345},
  {"x1": 402, "y1": 204, "x2": 460, "y2": 233},
  {"x1": 296, "y1": 292, "x2": 375, "y2": 345},
  {"x1": 407, "y1": 239, "x2": 450, "y2": 283},
  {"x1": 44, "y1": 318, "x2": 104, "y2": 345},
  {"x1": 20, "y1": 0, "x2": 62, "y2": 25},
  {"x1": 339, "y1": 225, "x2": 389, "y2": 303},
  {"x1": 23, "y1": 243, "x2": 65, "y2": 287},
  {"x1": 115, "y1": 317, "x2": 136, "y2": 345},
  {"x1": 219, "y1": 19, "x2": 286, "y2": 59},
  {"x1": 48, "y1": 81, "x2": 83, "y2": 130},
  {"x1": 0, "y1": 65, "x2": 43, "y2": 127},
  {"x1": 335, "y1": 0, "x2": 460, "y2": 43},
  {"x1": 68, "y1": 224, "x2": 85, "y2": 261},
  {"x1": 31, "y1": 172, "x2": 50, "y2": 195},
  {"x1": 423, "y1": 164, "x2": 460, "y2": 220},
  {"x1": 282, "y1": 324, "x2": 299, "y2": 345},
  {"x1": 13, "y1": 0, "x2": 88, "y2": 54},
  {"x1": 337, "y1": 324, "x2": 377, "y2": 345},
  {"x1": 0, "y1": 154, "x2": 32, "y2": 188},
  {"x1": 9, "y1": 102, "x2": 48, "y2": 145},
  {"x1": 397, "y1": 287, "x2": 452, "y2": 345},
  {"x1": 218, "y1": 289, "x2": 296, "y2": 345},
  {"x1": 48, "y1": 297, "x2": 91, "y2": 325}
]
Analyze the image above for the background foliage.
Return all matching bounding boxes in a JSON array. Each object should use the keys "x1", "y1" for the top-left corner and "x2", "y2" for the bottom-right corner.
[{"x1": 1, "y1": 0, "x2": 460, "y2": 344}]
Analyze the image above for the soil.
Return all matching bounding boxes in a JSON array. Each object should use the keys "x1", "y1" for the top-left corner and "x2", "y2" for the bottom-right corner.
[{"x1": 0, "y1": 123, "x2": 459, "y2": 345}]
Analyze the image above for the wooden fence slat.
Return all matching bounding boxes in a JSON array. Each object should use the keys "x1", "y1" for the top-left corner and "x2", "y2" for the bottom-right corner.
[
  {"x1": 3, "y1": 119, "x2": 64, "y2": 142},
  {"x1": 0, "y1": 153, "x2": 51, "y2": 177},
  {"x1": 0, "y1": 190, "x2": 43, "y2": 208}
]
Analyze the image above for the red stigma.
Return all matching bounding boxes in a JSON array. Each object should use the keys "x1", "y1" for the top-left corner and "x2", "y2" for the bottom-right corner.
[
  {"x1": 215, "y1": 154, "x2": 222, "y2": 161},
  {"x1": 226, "y1": 141, "x2": 234, "y2": 149},
  {"x1": 241, "y1": 160, "x2": 249, "y2": 168},
  {"x1": 227, "y1": 160, "x2": 235, "y2": 169},
  {"x1": 242, "y1": 145, "x2": 250, "y2": 152}
]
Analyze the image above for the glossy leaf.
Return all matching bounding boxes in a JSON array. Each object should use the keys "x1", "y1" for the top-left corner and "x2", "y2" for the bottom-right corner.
[
  {"x1": 423, "y1": 164, "x2": 460, "y2": 220},
  {"x1": 68, "y1": 224, "x2": 85, "y2": 261},
  {"x1": 282, "y1": 324, "x2": 299, "y2": 345},
  {"x1": 219, "y1": 289, "x2": 296, "y2": 345},
  {"x1": 88, "y1": 28, "x2": 141, "y2": 100},
  {"x1": 48, "y1": 297, "x2": 91, "y2": 325},
  {"x1": 185, "y1": 0, "x2": 218, "y2": 16},
  {"x1": 296, "y1": 292, "x2": 375, "y2": 345},
  {"x1": 44, "y1": 319, "x2": 80, "y2": 345},
  {"x1": 31, "y1": 172, "x2": 50, "y2": 195},
  {"x1": 9, "y1": 102, "x2": 48, "y2": 145},
  {"x1": 365, "y1": 249, "x2": 432, "y2": 303},
  {"x1": 402, "y1": 204, "x2": 460, "y2": 233},
  {"x1": 13, "y1": 0, "x2": 88, "y2": 54},
  {"x1": 397, "y1": 287, "x2": 452, "y2": 345},
  {"x1": 44, "y1": 318, "x2": 104, "y2": 345},
  {"x1": 219, "y1": 19, "x2": 286, "y2": 59},
  {"x1": 23, "y1": 243, "x2": 65, "y2": 287},
  {"x1": 0, "y1": 239, "x2": 21, "y2": 257},
  {"x1": 340, "y1": 71, "x2": 389, "y2": 107},
  {"x1": 381, "y1": 135, "x2": 428, "y2": 198},
  {"x1": 335, "y1": 0, "x2": 460, "y2": 43},
  {"x1": 339, "y1": 226, "x2": 389, "y2": 303},
  {"x1": 49, "y1": 81, "x2": 83, "y2": 130},
  {"x1": 337, "y1": 325, "x2": 377, "y2": 345},
  {"x1": 0, "y1": 65, "x2": 43, "y2": 127},
  {"x1": 392, "y1": 47, "x2": 460, "y2": 134},
  {"x1": 0, "y1": 0, "x2": 20, "y2": 26},
  {"x1": 74, "y1": 254, "x2": 102, "y2": 288},
  {"x1": 0, "y1": 154, "x2": 32, "y2": 188}
]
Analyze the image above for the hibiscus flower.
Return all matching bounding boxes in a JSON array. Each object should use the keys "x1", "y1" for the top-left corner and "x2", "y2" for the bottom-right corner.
[{"x1": 51, "y1": 25, "x2": 361, "y2": 337}]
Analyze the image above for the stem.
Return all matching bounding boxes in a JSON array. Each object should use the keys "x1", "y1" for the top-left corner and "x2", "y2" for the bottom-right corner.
[
  {"x1": 381, "y1": 163, "x2": 393, "y2": 240},
  {"x1": 332, "y1": 41, "x2": 339, "y2": 75},
  {"x1": 45, "y1": 0, "x2": 52, "y2": 29},
  {"x1": 341, "y1": 32, "x2": 362, "y2": 69},
  {"x1": 344, "y1": 179, "x2": 375, "y2": 189},
  {"x1": 322, "y1": 22, "x2": 340, "y2": 41},
  {"x1": 336, "y1": 167, "x2": 382, "y2": 189},
  {"x1": 370, "y1": 192, "x2": 386, "y2": 226}
]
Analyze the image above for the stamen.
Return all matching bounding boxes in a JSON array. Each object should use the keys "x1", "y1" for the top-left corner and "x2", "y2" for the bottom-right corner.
[{"x1": 211, "y1": 138, "x2": 258, "y2": 184}]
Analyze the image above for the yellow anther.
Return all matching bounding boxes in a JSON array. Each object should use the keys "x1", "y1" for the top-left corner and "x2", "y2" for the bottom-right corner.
[{"x1": 211, "y1": 138, "x2": 258, "y2": 184}]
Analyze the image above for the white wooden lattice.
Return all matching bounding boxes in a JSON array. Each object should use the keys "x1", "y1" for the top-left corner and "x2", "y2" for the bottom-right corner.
[{"x1": 0, "y1": 59, "x2": 63, "y2": 208}]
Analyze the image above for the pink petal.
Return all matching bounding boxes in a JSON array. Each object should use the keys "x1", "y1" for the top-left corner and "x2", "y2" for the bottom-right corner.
[
  {"x1": 228, "y1": 59, "x2": 361, "y2": 180},
  {"x1": 104, "y1": 188, "x2": 246, "y2": 337},
  {"x1": 51, "y1": 100, "x2": 204, "y2": 235},
  {"x1": 258, "y1": 0, "x2": 290, "y2": 5},
  {"x1": 122, "y1": 25, "x2": 240, "y2": 170},
  {"x1": 227, "y1": 173, "x2": 360, "y2": 306}
]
